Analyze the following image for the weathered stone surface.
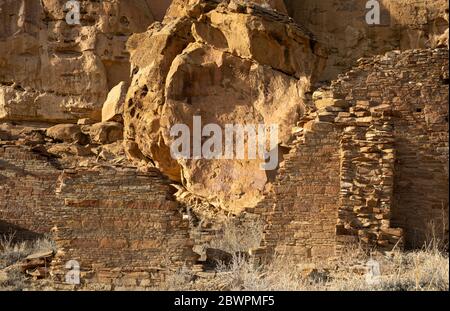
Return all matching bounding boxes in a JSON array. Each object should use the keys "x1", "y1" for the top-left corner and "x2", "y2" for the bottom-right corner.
[
  {"x1": 285, "y1": 0, "x2": 449, "y2": 81},
  {"x1": 0, "y1": 125, "x2": 197, "y2": 287},
  {"x1": 47, "y1": 143, "x2": 93, "y2": 157},
  {"x1": 0, "y1": 0, "x2": 159, "y2": 122},
  {"x1": 125, "y1": 0, "x2": 326, "y2": 212},
  {"x1": 102, "y1": 81, "x2": 128, "y2": 123},
  {"x1": 46, "y1": 124, "x2": 88, "y2": 144},
  {"x1": 77, "y1": 118, "x2": 96, "y2": 126},
  {"x1": 90, "y1": 122, "x2": 123, "y2": 145},
  {"x1": 0, "y1": 0, "x2": 448, "y2": 288}
]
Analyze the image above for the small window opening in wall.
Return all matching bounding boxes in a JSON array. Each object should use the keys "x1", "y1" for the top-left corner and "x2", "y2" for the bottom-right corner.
[
  {"x1": 445, "y1": 115, "x2": 449, "y2": 123},
  {"x1": 416, "y1": 108, "x2": 423, "y2": 113},
  {"x1": 442, "y1": 78, "x2": 449, "y2": 85}
]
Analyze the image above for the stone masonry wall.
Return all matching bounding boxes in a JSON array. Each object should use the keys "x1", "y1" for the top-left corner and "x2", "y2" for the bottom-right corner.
[
  {"x1": 254, "y1": 47, "x2": 448, "y2": 260},
  {"x1": 0, "y1": 144, "x2": 197, "y2": 287},
  {"x1": 248, "y1": 123, "x2": 341, "y2": 261},
  {"x1": 0, "y1": 145, "x2": 61, "y2": 237},
  {"x1": 1, "y1": 47, "x2": 448, "y2": 283},
  {"x1": 332, "y1": 48, "x2": 449, "y2": 248}
]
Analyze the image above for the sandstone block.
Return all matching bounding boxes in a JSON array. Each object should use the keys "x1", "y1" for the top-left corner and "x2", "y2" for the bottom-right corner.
[
  {"x1": 102, "y1": 82, "x2": 128, "y2": 123},
  {"x1": 46, "y1": 124, "x2": 89, "y2": 145},
  {"x1": 90, "y1": 122, "x2": 124, "y2": 145},
  {"x1": 124, "y1": 0, "x2": 326, "y2": 212}
]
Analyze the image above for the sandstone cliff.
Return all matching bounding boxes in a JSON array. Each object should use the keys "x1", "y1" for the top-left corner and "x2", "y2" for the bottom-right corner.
[
  {"x1": 285, "y1": 0, "x2": 449, "y2": 81},
  {"x1": 123, "y1": 0, "x2": 449, "y2": 212},
  {"x1": 0, "y1": 0, "x2": 157, "y2": 122}
]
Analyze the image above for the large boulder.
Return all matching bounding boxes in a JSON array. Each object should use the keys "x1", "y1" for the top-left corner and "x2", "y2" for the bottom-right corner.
[
  {"x1": 165, "y1": 0, "x2": 287, "y2": 19},
  {"x1": 124, "y1": 0, "x2": 327, "y2": 212}
]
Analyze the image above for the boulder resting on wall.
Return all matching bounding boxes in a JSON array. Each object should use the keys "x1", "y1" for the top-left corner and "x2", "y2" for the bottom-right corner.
[{"x1": 124, "y1": 0, "x2": 327, "y2": 212}]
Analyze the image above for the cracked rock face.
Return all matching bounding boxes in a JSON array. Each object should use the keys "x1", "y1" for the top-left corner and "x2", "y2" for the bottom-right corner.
[
  {"x1": 124, "y1": 0, "x2": 327, "y2": 212},
  {"x1": 0, "y1": 0, "x2": 157, "y2": 122},
  {"x1": 284, "y1": 0, "x2": 449, "y2": 81}
]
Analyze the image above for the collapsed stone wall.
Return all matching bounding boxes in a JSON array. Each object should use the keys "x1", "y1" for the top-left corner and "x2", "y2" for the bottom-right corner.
[
  {"x1": 0, "y1": 143, "x2": 197, "y2": 287},
  {"x1": 0, "y1": 1, "x2": 448, "y2": 288},
  {"x1": 331, "y1": 48, "x2": 449, "y2": 248},
  {"x1": 254, "y1": 48, "x2": 448, "y2": 260}
]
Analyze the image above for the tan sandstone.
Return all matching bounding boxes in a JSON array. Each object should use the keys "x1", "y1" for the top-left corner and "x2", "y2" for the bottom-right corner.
[
  {"x1": 0, "y1": 0, "x2": 158, "y2": 122},
  {"x1": 124, "y1": 0, "x2": 326, "y2": 212},
  {"x1": 284, "y1": 0, "x2": 449, "y2": 81}
]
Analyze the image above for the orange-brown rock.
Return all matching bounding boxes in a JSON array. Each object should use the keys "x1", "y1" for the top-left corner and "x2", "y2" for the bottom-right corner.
[
  {"x1": 90, "y1": 121, "x2": 124, "y2": 145},
  {"x1": 124, "y1": 0, "x2": 327, "y2": 212},
  {"x1": 0, "y1": 0, "x2": 448, "y2": 289},
  {"x1": 46, "y1": 123, "x2": 89, "y2": 144}
]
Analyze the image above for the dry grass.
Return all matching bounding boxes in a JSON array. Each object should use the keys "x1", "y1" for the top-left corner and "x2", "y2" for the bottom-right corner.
[
  {"x1": 159, "y1": 219, "x2": 449, "y2": 291},
  {"x1": 1, "y1": 223, "x2": 448, "y2": 291},
  {"x1": 0, "y1": 234, "x2": 56, "y2": 291},
  {"x1": 160, "y1": 244, "x2": 448, "y2": 291},
  {"x1": 207, "y1": 217, "x2": 264, "y2": 254}
]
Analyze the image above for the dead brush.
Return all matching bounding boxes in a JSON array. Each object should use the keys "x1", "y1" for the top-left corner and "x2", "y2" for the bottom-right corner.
[
  {"x1": 158, "y1": 224, "x2": 449, "y2": 291},
  {"x1": 0, "y1": 233, "x2": 56, "y2": 291},
  {"x1": 207, "y1": 217, "x2": 264, "y2": 254}
]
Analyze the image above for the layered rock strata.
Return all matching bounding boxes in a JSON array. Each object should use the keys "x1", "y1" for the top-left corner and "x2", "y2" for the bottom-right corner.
[{"x1": 0, "y1": 0, "x2": 157, "y2": 122}]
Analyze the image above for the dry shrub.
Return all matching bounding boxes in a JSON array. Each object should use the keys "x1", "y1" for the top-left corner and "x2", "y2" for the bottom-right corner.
[
  {"x1": 159, "y1": 217, "x2": 449, "y2": 291},
  {"x1": 0, "y1": 234, "x2": 56, "y2": 291},
  {"x1": 376, "y1": 245, "x2": 449, "y2": 291},
  {"x1": 207, "y1": 217, "x2": 264, "y2": 254},
  {"x1": 0, "y1": 268, "x2": 27, "y2": 291},
  {"x1": 158, "y1": 265, "x2": 196, "y2": 291}
]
